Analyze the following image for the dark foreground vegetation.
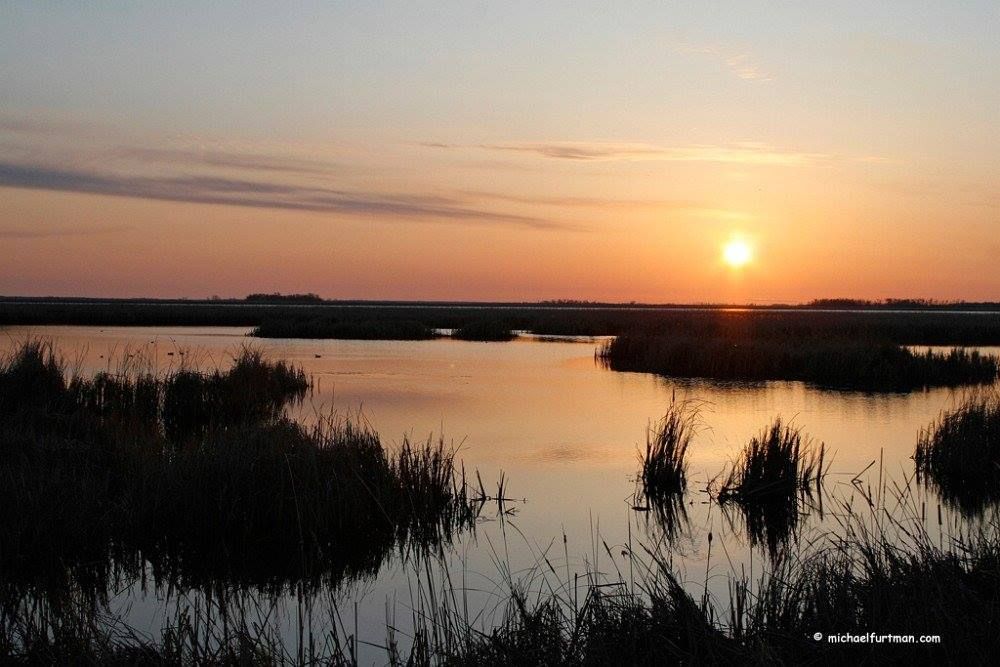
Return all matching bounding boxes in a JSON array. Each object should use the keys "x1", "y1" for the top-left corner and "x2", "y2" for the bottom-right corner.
[
  {"x1": 0, "y1": 341, "x2": 482, "y2": 592},
  {"x1": 2, "y1": 476, "x2": 996, "y2": 664},
  {"x1": 426, "y1": 505, "x2": 999, "y2": 665},
  {"x1": 601, "y1": 334, "x2": 999, "y2": 391},
  {"x1": 916, "y1": 392, "x2": 1000, "y2": 516}
]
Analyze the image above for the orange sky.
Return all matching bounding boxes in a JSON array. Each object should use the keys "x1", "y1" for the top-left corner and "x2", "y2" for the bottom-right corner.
[{"x1": 2, "y1": 2, "x2": 998, "y2": 302}]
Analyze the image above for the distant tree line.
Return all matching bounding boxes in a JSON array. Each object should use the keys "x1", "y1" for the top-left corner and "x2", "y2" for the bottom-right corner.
[
  {"x1": 808, "y1": 298, "x2": 993, "y2": 310},
  {"x1": 244, "y1": 292, "x2": 325, "y2": 304}
]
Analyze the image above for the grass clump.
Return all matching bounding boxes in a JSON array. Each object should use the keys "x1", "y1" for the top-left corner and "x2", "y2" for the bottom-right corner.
[
  {"x1": 915, "y1": 392, "x2": 1000, "y2": 516},
  {"x1": 0, "y1": 341, "x2": 67, "y2": 419},
  {"x1": 0, "y1": 341, "x2": 481, "y2": 592},
  {"x1": 453, "y1": 319, "x2": 517, "y2": 342},
  {"x1": 600, "y1": 334, "x2": 999, "y2": 392},
  {"x1": 161, "y1": 347, "x2": 308, "y2": 441},
  {"x1": 641, "y1": 402, "x2": 696, "y2": 497},
  {"x1": 634, "y1": 400, "x2": 699, "y2": 539},
  {"x1": 718, "y1": 419, "x2": 825, "y2": 502},
  {"x1": 715, "y1": 419, "x2": 826, "y2": 557}
]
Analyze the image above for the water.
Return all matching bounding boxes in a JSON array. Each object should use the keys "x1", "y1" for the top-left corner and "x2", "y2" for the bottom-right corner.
[{"x1": 2, "y1": 325, "x2": 992, "y2": 662}]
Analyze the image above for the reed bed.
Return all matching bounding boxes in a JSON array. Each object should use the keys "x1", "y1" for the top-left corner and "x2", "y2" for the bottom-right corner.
[
  {"x1": 2, "y1": 423, "x2": 998, "y2": 663},
  {"x1": 915, "y1": 392, "x2": 1000, "y2": 516},
  {"x1": 713, "y1": 420, "x2": 826, "y2": 557},
  {"x1": 633, "y1": 400, "x2": 700, "y2": 540},
  {"x1": 11, "y1": 300, "x2": 1000, "y2": 345},
  {"x1": 0, "y1": 341, "x2": 482, "y2": 593},
  {"x1": 8, "y1": 480, "x2": 991, "y2": 664},
  {"x1": 600, "y1": 334, "x2": 999, "y2": 391},
  {"x1": 640, "y1": 401, "x2": 697, "y2": 498},
  {"x1": 394, "y1": 475, "x2": 997, "y2": 665},
  {"x1": 717, "y1": 419, "x2": 825, "y2": 502}
]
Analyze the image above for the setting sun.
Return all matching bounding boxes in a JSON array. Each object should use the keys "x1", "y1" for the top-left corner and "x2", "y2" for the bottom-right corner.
[{"x1": 723, "y1": 239, "x2": 753, "y2": 268}]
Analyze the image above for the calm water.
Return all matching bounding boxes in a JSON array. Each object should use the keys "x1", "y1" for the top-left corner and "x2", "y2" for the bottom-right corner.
[{"x1": 2, "y1": 325, "x2": 992, "y2": 662}]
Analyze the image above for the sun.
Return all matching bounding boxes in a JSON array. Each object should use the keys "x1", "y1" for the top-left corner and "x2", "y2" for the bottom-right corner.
[{"x1": 723, "y1": 238, "x2": 753, "y2": 268}]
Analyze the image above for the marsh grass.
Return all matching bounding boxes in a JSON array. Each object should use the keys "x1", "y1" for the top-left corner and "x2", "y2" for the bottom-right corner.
[
  {"x1": 600, "y1": 334, "x2": 1000, "y2": 391},
  {"x1": 633, "y1": 400, "x2": 701, "y2": 540},
  {"x1": 11, "y1": 300, "x2": 1000, "y2": 346},
  {"x1": 0, "y1": 341, "x2": 483, "y2": 593},
  {"x1": 717, "y1": 419, "x2": 825, "y2": 502},
  {"x1": 641, "y1": 401, "x2": 697, "y2": 497},
  {"x1": 915, "y1": 391, "x2": 1000, "y2": 516},
  {"x1": 3, "y1": 467, "x2": 1000, "y2": 663},
  {"x1": 400, "y1": 471, "x2": 1000, "y2": 665},
  {"x1": 714, "y1": 419, "x2": 826, "y2": 557},
  {"x1": 0, "y1": 586, "x2": 354, "y2": 665}
]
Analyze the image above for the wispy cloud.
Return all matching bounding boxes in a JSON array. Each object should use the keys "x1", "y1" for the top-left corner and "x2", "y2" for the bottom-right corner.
[
  {"x1": 463, "y1": 141, "x2": 828, "y2": 165},
  {"x1": 462, "y1": 190, "x2": 702, "y2": 209},
  {"x1": 723, "y1": 53, "x2": 772, "y2": 81},
  {"x1": 0, "y1": 224, "x2": 130, "y2": 240},
  {"x1": 462, "y1": 190, "x2": 756, "y2": 221},
  {"x1": 673, "y1": 43, "x2": 773, "y2": 82},
  {"x1": 0, "y1": 162, "x2": 570, "y2": 230},
  {"x1": 117, "y1": 147, "x2": 343, "y2": 176}
]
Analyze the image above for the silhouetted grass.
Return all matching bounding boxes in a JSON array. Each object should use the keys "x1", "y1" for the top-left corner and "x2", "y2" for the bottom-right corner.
[
  {"x1": 4, "y1": 473, "x2": 1000, "y2": 663},
  {"x1": 452, "y1": 319, "x2": 517, "y2": 342},
  {"x1": 404, "y1": 472, "x2": 1000, "y2": 664},
  {"x1": 600, "y1": 334, "x2": 999, "y2": 391},
  {"x1": 0, "y1": 341, "x2": 481, "y2": 592},
  {"x1": 0, "y1": 587, "x2": 353, "y2": 665},
  {"x1": 251, "y1": 317, "x2": 438, "y2": 340},
  {"x1": 915, "y1": 392, "x2": 1000, "y2": 516},
  {"x1": 714, "y1": 419, "x2": 826, "y2": 557},
  {"x1": 633, "y1": 401, "x2": 698, "y2": 540},
  {"x1": 0, "y1": 341, "x2": 308, "y2": 443},
  {"x1": 641, "y1": 402, "x2": 696, "y2": 497},
  {"x1": 718, "y1": 419, "x2": 825, "y2": 502}
]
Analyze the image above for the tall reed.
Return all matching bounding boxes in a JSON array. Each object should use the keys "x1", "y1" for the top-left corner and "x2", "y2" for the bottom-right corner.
[{"x1": 915, "y1": 391, "x2": 1000, "y2": 515}]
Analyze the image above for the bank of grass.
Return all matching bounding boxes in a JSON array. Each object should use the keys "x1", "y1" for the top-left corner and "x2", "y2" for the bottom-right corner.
[
  {"x1": 915, "y1": 392, "x2": 1000, "y2": 516},
  {"x1": 600, "y1": 334, "x2": 999, "y2": 391},
  {"x1": 0, "y1": 341, "x2": 481, "y2": 591},
  {"x1": 11, "y1": 300, "x2": 1000, "y2": 345},
  {"x1": 0, "y1": 341, "x2": 309, "y2": 436},
  {"x1": 251, "y1": 317, "x2": 438, "y2": 340},
  {"x1": 452, "y1": 319, "x2": 517, "y2": 342}
]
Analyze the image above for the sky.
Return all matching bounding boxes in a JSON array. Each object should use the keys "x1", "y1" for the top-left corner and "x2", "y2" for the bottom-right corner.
[{"x1": 1, "y1": 1, "x2": 998, "y2": 303}]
